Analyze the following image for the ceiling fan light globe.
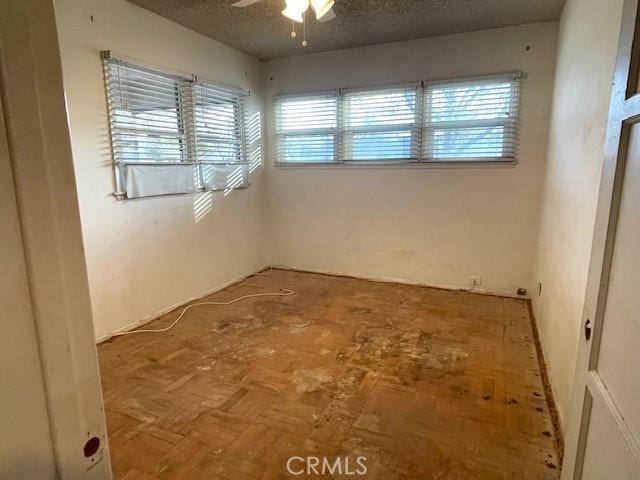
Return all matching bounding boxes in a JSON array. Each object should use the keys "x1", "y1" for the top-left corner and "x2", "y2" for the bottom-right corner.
[
  {"x1": 310, "y1": 0, "x2": 334, "y2": 19},
  {"x1": 282, "y1": 6, "x2": 304, "y2": 22},
  {"x1": 282, "y1": 0, "x2": 309, "y2": 22}
]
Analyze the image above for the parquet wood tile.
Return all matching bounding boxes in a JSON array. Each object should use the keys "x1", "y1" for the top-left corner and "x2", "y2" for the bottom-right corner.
[{"x1": 99, "y1": 269, "x2": 560, "y2": 479}]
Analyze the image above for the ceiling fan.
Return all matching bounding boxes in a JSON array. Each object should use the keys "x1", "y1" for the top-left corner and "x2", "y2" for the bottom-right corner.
[
  {"x1": 231, "y1": 0, "x2": 336, "y2": 47},
  {"x1": 231, "y1": 0, "x2": 336, "y2": 23}
]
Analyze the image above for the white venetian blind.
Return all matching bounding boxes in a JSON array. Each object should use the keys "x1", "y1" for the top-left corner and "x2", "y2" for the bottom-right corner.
[
  {"x1": 343, "y1": 87, "x2": 421, "y2": 161},
  {"x1": 274, "y1": 94, "x2": 338, "y2": 163},
  {"x1": 191, "y1": 81, "x2": 245, "y2": 164},
  {"x1": 191, "y1": 81, "x2": 249, "y2": 191},
  {"x1": 423, "y1": 75, "x2": 520, "y2": 161},
  {"x1": 104, "y1": 59, "x2": 188, "y2": 164}
]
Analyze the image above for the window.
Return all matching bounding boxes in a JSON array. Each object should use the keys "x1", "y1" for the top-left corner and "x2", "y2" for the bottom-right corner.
[
  {"x1": 192, "y1": 82, "x2": 249, "y2": 191},
  {"x1": 105, "y1": 62, "x2": 186, "y2": 164},
  {"x1": 343, "y1": 87, "x2": 420, "y2": 161},
  {"x1": 193, "y1": 82, "x2": 244, "y2": 164},
  {"x1": 102, "y1": 52, "x2": 251, "y2": 199},
  {"x1": 423, "y1": 76, "x2": 519, "y2": 161},
  {"x1": 273, "y1": 73, "x2": 520, "y2": 165},
  {"x1": 274, "y1": 94, "x2": 338, "y2": 163}
]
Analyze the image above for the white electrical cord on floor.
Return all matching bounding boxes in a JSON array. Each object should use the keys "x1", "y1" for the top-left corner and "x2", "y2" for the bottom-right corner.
[{"x1": 112, "y1": 288, "x2": 295, "y2": 337}]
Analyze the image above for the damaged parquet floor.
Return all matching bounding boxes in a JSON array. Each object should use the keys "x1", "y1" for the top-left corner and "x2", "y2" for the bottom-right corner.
[{"x1": 99, "y1": 269, "x2": 560, "y2": 480}]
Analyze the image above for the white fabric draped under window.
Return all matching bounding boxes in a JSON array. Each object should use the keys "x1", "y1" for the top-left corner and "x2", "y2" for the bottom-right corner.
[{"x1": 102, "y1": 52, "x2": 251, "y2": 199}]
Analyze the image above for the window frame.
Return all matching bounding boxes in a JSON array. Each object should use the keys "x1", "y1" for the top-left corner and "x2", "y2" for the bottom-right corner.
[
  {"x1": 102, "y1": 51, "x2": 251, "y2": 200},
  {"x1": 273, "y1": 72, "x2": 522, "y2": 168}
]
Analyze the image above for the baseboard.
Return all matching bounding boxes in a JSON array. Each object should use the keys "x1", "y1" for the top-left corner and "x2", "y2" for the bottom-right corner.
[
  {"x1": 95, "y1": 265, "x2": 269, "y2": 343},
  {"x1": 269, "y1": 264, "x2": 527, "y2": 300},
  {"x1": 526, "y1": 300, "x2": 565, "y2": 464}
]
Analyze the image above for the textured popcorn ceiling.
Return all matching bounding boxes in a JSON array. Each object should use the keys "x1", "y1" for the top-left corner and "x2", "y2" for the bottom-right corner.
[{"x1": 127, "y1": 0, "x2": 565, "y2": 59}]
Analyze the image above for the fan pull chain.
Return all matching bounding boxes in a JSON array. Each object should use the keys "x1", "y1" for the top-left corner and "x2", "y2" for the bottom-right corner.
[{"x1": 302, "y1": 10, "x2": 308, "y2": 47}]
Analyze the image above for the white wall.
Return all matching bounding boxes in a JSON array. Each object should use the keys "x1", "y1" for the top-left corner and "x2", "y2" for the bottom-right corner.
[
  {"x1": 264, "y1": 23, "x2": 557, "y2": 296},
  {"x1": 531, "y1": 0, "x2": 624, "y2": 427},
  {"x1": 55, "y1": 0, "x2": 268, "y2": 340}
]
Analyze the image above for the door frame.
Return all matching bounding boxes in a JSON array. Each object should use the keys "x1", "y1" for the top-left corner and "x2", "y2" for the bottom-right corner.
[
  {"x1": 0, "y1": 1, "x2": 111, "y2": 478},
  {"x1": 561, "y1": 0, "x2": 640, "y2": 477}
]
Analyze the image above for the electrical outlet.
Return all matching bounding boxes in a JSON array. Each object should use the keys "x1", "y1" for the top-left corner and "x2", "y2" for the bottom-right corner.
[{"x1": 470, "y1": 276, "x2": 482, "y2": 287}]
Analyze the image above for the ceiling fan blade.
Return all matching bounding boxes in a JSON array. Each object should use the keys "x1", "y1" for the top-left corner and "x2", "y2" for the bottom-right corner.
[
  {"x1": 317, "y1": 7, "x2": 336, "y2": 22},
  {"x1": 231, "y1": 0, "x2": 262, "y2": 7}
]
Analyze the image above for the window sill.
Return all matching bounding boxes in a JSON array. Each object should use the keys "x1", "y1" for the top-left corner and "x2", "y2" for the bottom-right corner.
[{"x1": 274, "y1": 160, "x2": 518, "y2": 170}]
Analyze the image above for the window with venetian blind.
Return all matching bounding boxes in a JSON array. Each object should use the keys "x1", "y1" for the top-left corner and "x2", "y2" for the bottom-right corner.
[
  {"x1": 423, "y1": 76, "x2": 520, "y2": 162},
  {"x1": 343, "y1": 87, "x2": 422, "y2": 161},
  {"x1": 273, "y1": 73, "x2": 521, "y2": 165},
  {"x1": 102, "y1": 51, "x2": 252, "y2": 199},
  {"x1": 274, "y1": 93, "x2": 338, "y2": 163}
]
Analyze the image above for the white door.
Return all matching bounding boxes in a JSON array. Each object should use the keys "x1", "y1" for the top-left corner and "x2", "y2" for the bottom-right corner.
[
  {"x1": 0, "y1": 0, "x2": 111, "y2": 478},
  {"x1": 562, "y1": 0, "x2": 640, "y2": 478}
]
